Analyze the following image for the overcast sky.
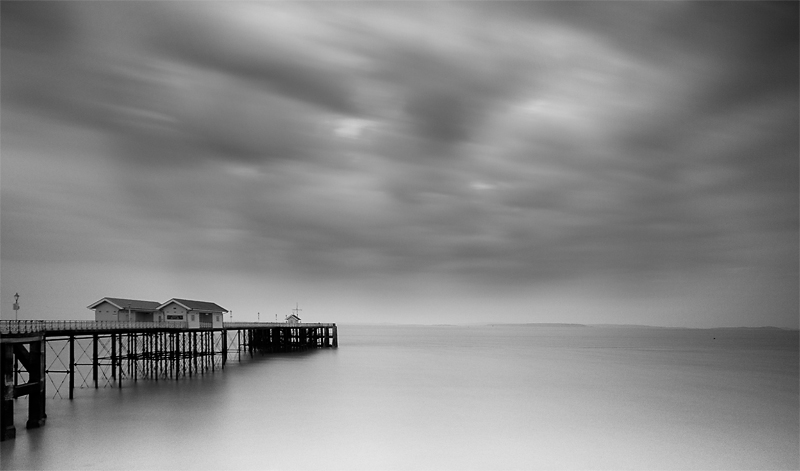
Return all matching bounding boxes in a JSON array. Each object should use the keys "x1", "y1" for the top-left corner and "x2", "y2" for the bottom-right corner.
[{"x1": 2, "y1": 1, "x2": 797, "y2": 327}]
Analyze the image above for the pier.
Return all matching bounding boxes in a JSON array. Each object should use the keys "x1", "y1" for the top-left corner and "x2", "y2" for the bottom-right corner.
[{"x1": 0, "y1": 320, "x2": 337, "y2": 441}]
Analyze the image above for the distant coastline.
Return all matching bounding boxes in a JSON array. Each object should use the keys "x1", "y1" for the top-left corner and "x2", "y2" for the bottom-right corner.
[
  {"x1": 487, "y1": 323, "x2": 587, "y2": 328},
  {"x1": 337, "y1": 322, "x2": 798, "y2": 330}
]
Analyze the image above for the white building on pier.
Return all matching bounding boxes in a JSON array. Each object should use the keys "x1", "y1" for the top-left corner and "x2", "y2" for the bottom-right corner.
[
  {"x1": 88, "y1": 298, "x2": 162, "y2": 322},
  {"x1": 158, "y1": 298, "x2": 227, "y2": 329},
  {"x1": 88, "y1": 297, "x2": 227, "y2": 329}
]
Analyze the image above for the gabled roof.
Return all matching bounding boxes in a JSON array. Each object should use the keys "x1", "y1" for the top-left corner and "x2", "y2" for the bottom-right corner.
[
  {"x1": 88, "y1": 297, "x2": 161, "y2": 311},
  {"x1": 286, "y1": 314, "x2": 301, "y2": 321},
  {"x1": 157, "y1": 298, "x2": 228, "y2": 313}
]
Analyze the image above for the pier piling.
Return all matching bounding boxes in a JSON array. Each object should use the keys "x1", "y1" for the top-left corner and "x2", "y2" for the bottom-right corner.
[{"x1": 1, "y1": 333, "x2": 47, "y2": 441}]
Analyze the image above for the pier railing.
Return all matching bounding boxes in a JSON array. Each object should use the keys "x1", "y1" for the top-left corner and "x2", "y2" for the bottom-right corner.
[
  {"x1": 0, "y1": 320, "x2": 189, "y2": 334},
  {"x1": 1, "y1": 320, "x2": 337, "y2": 335},
  {"x1": 223, "y1": 322, "x2": 335, "y2": 328}
]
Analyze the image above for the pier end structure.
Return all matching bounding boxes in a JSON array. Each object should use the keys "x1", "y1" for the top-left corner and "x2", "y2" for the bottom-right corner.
[{"x1": 226, "y1": 322, "x2": 338, "y2": 354}]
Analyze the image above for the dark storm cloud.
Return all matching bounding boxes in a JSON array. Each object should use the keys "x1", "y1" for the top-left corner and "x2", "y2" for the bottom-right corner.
[
  {"x1": 500, "y1": 1, "x2": 799, "y2": 137},
  {"x1": 363, "y1": 15, "x2": 531, "y2": 155},
  {"x1": 0, "y1": 1, "x2": 75, "y2": 53},
  {"x1": 2, "y1": 2, "x2": 357, "y2": 168},
  {"x1": 1, "y1": 3, "x2": 109, "y2": 130},
  {"x1": 146, "y1": 3, "x2": 360, "y2": 116},
  {"x1": 2, "y1": 0, "x2": 797, "y2": 300}
]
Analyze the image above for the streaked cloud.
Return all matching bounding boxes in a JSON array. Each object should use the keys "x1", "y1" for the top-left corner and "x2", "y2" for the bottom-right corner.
[{"x1": 1, "y1": 1, "x2": 797, "y2": 327}]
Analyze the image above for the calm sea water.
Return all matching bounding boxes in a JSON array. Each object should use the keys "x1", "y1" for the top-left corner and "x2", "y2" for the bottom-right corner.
[{"x1": 2, "y1": 325, "x2": 798, "y2": 470}]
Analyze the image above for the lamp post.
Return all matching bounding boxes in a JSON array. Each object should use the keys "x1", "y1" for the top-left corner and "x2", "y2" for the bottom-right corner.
[{"x1": 13, "y1": 293, "x2": 20, "y2": 321}]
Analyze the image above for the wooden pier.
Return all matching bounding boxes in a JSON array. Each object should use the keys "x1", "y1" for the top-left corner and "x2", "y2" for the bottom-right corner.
[{"x1": 0, "y1": 320, "x2": 337, "y2": 441}]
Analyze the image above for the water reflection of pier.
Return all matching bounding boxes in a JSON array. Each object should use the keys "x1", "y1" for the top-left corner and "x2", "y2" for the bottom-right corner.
[{"x1": 0, "y1": 321, "x2": 338, "y2": 441}]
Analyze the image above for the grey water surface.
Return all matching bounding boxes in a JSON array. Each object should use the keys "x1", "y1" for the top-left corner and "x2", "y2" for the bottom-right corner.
[{"x1": 2, "y1": 325, "x2": 797, "y2": 470}]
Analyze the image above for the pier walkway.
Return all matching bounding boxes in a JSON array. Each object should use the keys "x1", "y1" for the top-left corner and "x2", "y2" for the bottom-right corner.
[{"x1": 0, "y1": 320, "x2": 337, "y2": 441}]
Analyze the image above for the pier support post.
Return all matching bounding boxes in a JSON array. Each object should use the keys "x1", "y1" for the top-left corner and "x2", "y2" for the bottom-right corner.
[
  {"x1": 210, "y1": 332, "x2": 215, "y2": 372},
  {"x1": 129, "y1": 333, "x2": 135, "y2": 381},
  {"x1": 179, "y1": 333, "x2": 184, "y2": 379},
  {"x1": 222, "y1": 331, "x2": 227, "y2": 369},
  {"x1": 25, "y1": 339, "x2": 46, "y2": 430},
  {"x1": 111, "y1": 333, "x2": 116, "y2": 381},
  {"x1": 117, "y1": 333, "x2": 123, "y2": 388},
  {"x1": 2, "y1": 334, "x2": 48, "y2": 440},
  {"x1": 1, "y1": 342, "x2": 16, "y2": 441},
  {"x1": 68, "y1": 335, "x2": 75, "y2": 400},
  {"x1": 92, "y1": 334, "x2": 99, "y2": 389},
  {"x1": 174, "y1": 333, "x2": 179, "y2": 380},
  {"x1": 133, "y1": 333, "x2": 138, "y2": 382},
  {"x1": 169, "y1": 333, "x2": 174, "y2": 380},
  {"x1": 192, "y1": 332, "x2": 198, "y2": 376},
  {"x1": 155, "y1": 332, "x2": 161, "y2": 381},
  {"x1": 142, "y1": 333, "x2": 148, "y2": 379}
]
